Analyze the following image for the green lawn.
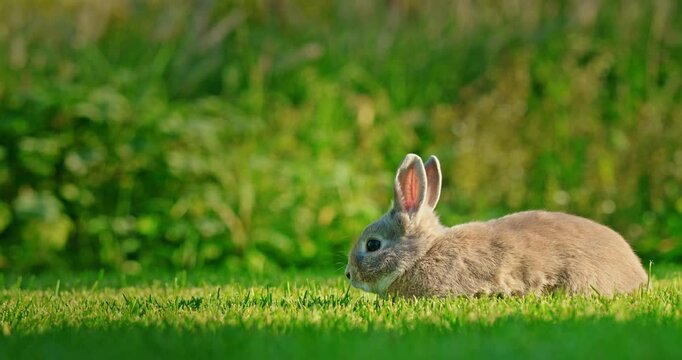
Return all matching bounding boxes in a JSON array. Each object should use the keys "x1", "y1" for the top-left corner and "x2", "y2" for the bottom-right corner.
[{"x1": 1, "y1": 266, "x2": 681, "y2": 360}]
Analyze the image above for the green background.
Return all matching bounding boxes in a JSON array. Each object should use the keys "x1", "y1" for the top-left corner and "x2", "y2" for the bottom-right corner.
[{"x1": 1, "y1": 0, "x2": 681, "y2": 274}]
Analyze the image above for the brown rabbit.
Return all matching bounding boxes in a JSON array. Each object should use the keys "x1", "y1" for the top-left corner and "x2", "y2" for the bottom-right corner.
[{"x1": 345, "y1": 154, "x2": 647, "y2": 297}]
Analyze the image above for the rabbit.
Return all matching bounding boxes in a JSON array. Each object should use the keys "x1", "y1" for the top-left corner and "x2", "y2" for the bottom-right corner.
[{"x1": 345, "y1": 153, "x2": 648, "y2": 297}]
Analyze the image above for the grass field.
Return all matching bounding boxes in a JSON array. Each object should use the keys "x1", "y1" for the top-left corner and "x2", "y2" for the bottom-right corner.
[{"x1": 1, "y1": 265, "x2": 681, "y2": 359}]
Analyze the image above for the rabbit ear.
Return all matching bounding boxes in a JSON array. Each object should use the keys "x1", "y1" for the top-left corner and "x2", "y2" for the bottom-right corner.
[
  {"x1": 394, "y1": 154, "x2": 427, "y2": 215},
  {"x1": 424, "y1": 155, "x2": 442, "y2": 209}
]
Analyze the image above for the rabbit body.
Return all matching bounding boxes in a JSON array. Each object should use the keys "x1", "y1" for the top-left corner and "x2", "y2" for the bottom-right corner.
[
  {"x1": 346, "y1": 154, "x2": 647, "y2": 297},
  {"x1": 386, "y1": 210, "x2": 647, "y2": 297}
]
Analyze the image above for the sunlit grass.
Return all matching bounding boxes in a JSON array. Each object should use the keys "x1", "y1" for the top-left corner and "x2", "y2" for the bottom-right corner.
[{"x1": 1, "y1": 267, "x2": 680, "y2": 359}]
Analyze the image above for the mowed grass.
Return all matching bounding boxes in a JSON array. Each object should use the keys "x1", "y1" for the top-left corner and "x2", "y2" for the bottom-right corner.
[{"x1": 1, "y1": 266, "x2": 681, "y2": 360}]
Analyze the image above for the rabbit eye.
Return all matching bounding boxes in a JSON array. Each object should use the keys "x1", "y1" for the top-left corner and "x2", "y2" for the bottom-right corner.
[{"x1": 366, "y1": 238, "x2": 381, "y2": 252}]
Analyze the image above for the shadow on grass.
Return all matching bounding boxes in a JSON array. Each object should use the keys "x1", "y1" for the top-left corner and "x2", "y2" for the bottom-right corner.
[{"x1": 1, "y1": 318, "x2": 680, "y2": 360}]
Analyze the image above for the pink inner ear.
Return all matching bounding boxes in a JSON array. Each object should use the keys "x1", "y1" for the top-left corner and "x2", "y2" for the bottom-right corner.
[{"x1": 402, "y1": 166, "x2": 418, "y2": 212}]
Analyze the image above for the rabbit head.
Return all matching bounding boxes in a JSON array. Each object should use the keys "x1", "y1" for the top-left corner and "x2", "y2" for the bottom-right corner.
[{"x1": 345, "y1": 154, "x2": 446, "y2": 295}]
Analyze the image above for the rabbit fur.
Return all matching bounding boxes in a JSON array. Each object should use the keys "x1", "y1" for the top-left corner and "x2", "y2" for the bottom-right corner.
[{"x1": 345, "y1": 154, "x2": 647, "y2": 297}]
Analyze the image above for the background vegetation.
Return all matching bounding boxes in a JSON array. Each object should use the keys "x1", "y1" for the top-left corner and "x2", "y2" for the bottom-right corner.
[{"x1": 1, "y1": 0, "x2": 681, "y2": 274}]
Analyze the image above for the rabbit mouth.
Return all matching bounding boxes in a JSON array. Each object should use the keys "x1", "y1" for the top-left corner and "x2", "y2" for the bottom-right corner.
[
  {"x1": 350, "y1": 279, "x2": 371, "y2": 292},
  {"x1": 350, "y1": 271, "x2": 401, "y2": 295}
]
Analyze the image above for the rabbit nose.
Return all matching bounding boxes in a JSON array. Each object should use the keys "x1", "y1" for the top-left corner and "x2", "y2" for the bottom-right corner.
[{"x1": 345, "y1": 271, "x2": 351, "y2": 280}]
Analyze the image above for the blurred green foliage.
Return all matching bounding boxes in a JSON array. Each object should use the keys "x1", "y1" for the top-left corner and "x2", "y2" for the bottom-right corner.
[{"x1": 0, "y1": 0, "x2": 681, "y2": 273}]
